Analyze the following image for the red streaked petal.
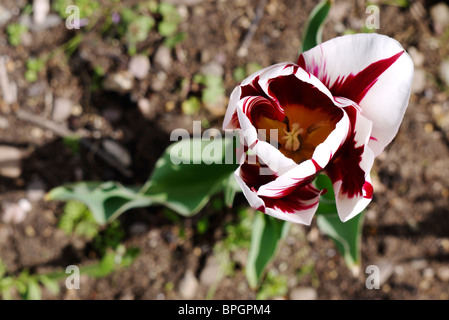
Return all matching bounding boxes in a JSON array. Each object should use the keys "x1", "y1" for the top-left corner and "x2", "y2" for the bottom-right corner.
[
  {"x1": 325, "y1": 110, "x2": 375, "y2": 222},
  {"x1": 263, "y1": 184, "x2": 322, "y2": 225},
  {"x1": 256, "y1": 159, "x2": 320, "y2": 198},
  {"x1": 299, "y1": 33, "x2": 413, "y2": 157},
  {"x1": 328, "y1": 51, "x2": 403, "y2": 104},
  {"x1": 235, "y1": 164, "x2": 321, "y2": 225},
  {"x1": 242, "y1": 96, "x2": 285, "y2": 126},
  {"x1": 239, "y1": 161, "x2": 277, "y2": 191}
]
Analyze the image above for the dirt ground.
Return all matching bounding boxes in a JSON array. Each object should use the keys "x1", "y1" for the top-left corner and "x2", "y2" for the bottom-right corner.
[{"x1": 1, "y1": 0, "x2": 449, "y2": 300}]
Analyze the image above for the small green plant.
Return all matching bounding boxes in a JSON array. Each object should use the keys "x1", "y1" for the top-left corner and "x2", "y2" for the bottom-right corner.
[
  {"x1": 181, "y1": 96, "x2": 201, "y2": 115},
  {"x1": 0, "y1": 260, "x2": 59, "y2": 300},
  {"x1": 193, "y1": 74, "x2": 226, "y2": 107},
  {"x1": 156, "y1": 2, "x2": 186, "y2": 48},
  {"x1": 62, "y1": 136, "x2": 81, "y2": 155},
  {"x1": 6, "y1": 23, "x2": 28, "y2": 46},
  {"x1": 223, "y1": 208, "x2": 253, "y2": 251},
  {"x1": 196, "y1": 217, "x2": 209, "y2": 235},
  {"x1": 381, "y1": 0, "x2": 409, "y2": 7},
  {"x1": 52, "y1": 0, "x2": 100, "y2": 20},
  {"x1": 119, "y1": 7, "x2": 155, "y2": 55},
  {"x1": 59, "y1": 200, "x2": 99, "y2": 239},
  {"x1": 24, "y1": 58, "x2": 46, "y2": 83},
  {"x1": 93, "y1": 220, "x2": 125, "y2": 256},
  {"x1": 90, "y1": 66, "x2": 105, "y2": 91},
  {"x1": 256, "y1": 270, "x2": 288, "y2": 300},
  {"x1": 81, "y1": 245, "x2": 140, "y2": 278},
  {"x1": 233, "y1": 62, "x2": 263, "y2": 82}
]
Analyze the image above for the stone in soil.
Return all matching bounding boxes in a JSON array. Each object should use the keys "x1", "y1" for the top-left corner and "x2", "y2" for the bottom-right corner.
[
  {"x1": 178, "y1": 269, "x2": 199, "y2": 299},
  {"x1": 128, "y1": 55, "x2": 151, "y2": 80},
  {"x1": 52, "y1": 97, "x2": 74, "y2": 122},
  {"x1": 0, "y1": 145, "x2": 23, "y2": 178},
  {"x1": 289, "y1": 287, "x2": 317, "y2": 300},
  {"x1": 102, "y1": 139, "x2": 132, "y2": 168}
]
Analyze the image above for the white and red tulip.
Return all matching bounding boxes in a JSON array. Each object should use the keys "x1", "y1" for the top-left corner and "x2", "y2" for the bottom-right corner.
[{"x1": 223, "y1": 34, "x2": 414, "y2": 225}]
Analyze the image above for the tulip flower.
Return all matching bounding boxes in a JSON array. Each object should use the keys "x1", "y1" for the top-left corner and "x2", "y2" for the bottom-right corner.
[{"x1": 223, "y1": 34, "x2": 413, "y2": 225}]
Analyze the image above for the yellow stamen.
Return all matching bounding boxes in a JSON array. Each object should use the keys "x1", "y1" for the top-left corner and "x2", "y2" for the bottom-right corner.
[{"x1": 282, "y1": 123, "x2": 303, "y2": 151}]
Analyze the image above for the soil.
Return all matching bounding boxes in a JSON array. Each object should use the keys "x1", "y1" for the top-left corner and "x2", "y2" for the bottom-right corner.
[{"x1": 1, "y1": 0, "x2": 449, "y2": 300}]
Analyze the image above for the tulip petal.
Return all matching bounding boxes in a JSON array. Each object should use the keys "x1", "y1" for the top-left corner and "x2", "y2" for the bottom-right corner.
[
  {"x1": 298, "y1": 33, "x2": 413, "y2": 156},
  {"x1": 223, "y1": 63, "x2": 289, "y2": 131},
  {"x1": 325, "y1": 109, "x2": 374, "y2": 222},
  {"x1": 263, "y1": 184, "x2": 322, "y2": 225},
  {"x1": 235, "y1": 165, "x2": 321, "y2": 225},
  {"x1": 223, "y1": 86, "x2": 242, "y2": 130},
  {"x1": 235, "y1": 104, "x2": 298, "y2": 174}
]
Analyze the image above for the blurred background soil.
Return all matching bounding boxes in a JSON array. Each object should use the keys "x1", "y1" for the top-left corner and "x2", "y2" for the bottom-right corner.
[{"x1": 1, "y1": 0, "x2": 449, "y2": 300}]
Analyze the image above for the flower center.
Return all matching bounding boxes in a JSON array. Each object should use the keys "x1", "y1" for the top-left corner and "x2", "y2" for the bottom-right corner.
[
  {"x1": 255, "y1": 103, "x2": 341, "y2": 164},
  {"x1": 282, "y1": 123, "x2": 304, "y2": 151}
]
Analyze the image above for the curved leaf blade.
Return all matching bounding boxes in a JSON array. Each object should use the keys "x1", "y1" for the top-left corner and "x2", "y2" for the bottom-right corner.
[
  {"x1": 246, "y1": 212, "x2": 289, "y2": 289},
  {"x1": 47, "y1": 181, "x2": 152, "y2": 225},
  {"x1": 301, "y1": 0, "x2": 332, "y2": 52},
  {"x1": 143, "y1": 137, "x2": 239, "y2": 216}
]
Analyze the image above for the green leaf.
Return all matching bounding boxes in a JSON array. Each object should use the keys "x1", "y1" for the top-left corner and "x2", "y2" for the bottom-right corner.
[
  {"x1": 181, "y1": 96, "x2": 201, "y2": 115},
  {"x1": 144, "y1": 137, "x2": 238, "y2": 216},
  {"x1": 25, "y1": 279, "x2": 42, "y2": 300},
  {"x1": 224, "y1": 172, "x2": 241, "y2": 208},
  {"x1": 39, "y1": 275, "x2": 60, "y2": 295},
  {"x1": 315, "y1": 174, "x2": 364, "y2": 272},
  {"x1": 79, "y1": 252, "x2": 116, "y2": 278},
  {"x1": 47, "y1": 181, "x2": 152, "y2": 225},
  {"x1": 301, "y1": 0, "x2": 332, "y2": 52},
  {"x1": 246, "y1": 212, "x2": 289, "y2": 289},
  {"x1": 317, "y1": 212, "x2": 364, "y2": 272}
]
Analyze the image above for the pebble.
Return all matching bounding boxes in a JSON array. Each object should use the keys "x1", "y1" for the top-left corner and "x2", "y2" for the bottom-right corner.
[
  {"x1": 26, "y1": 178, "x2": 46, "y2": 202},
  {"x1": 436, "y1": 266, "x2": 449, "y2": 282},
  {"x1": 430, "y1": 2, "x2": 449, "y2": 35},
  {"x1": 102, "y1": 106, "x2": 122, "y2": 123},
  {"x1": 203, "y1": 95, "x2": 227, "y2": 118},
  {"x1": 289, "y1": 287, "x2": 317, "y2": 300},
  {"x1": 52, "y1": 97, "x2": 74, "y2": 122},
  {"x1": 307, "y1": 227, "x2": 319, "y2": 242},
  {"x1": 2, "y1": 199, "x2": 31, "y2": 224},
  {"x1": 200, "y1": 61, "x2": 224, "y2": 78},
  {"x1": 33, "y1": 0, "x2": 50, "y2": 25},
  {"x1": 25, "y1": 225, "x2": 36, "y2": 237},
  {"x1": 439, "y1": 59, "x2": 449, "y2": 88},
  {"x1": 411, "y1": 258, "x2": 427, "y2": 270},
  {"x1": 138, "y1": 98, "x2": 156, "y2": 120},
  {"x1": 376, "y1": 260, "x2": 395, "y2": 286},
  {"x1": 328, "y1": 1, "x2": 352, "y2": 22},
  {"x1": 20, "y1": 31, "x2": 33, "y2": 48},
  {"x1": 19, "y1": 13, "x2": 61, "y2": 32},
  {"x1": 423, "y1": 267, "x2": 435, "y2": 280},
  {"x1": 407, "y1": 46, "x2": 424, "y2": 68},
  {"x1": 411, "y1": 68, "x2": 426, "y2": 94},
  {"x1": 153, "y1": 46, "x2": 172, "y2": 71},
  {"x1": 0, "y1": 145, "x2": 23, "y2": 178},
  {"x1": 0, "y1": 5, "x2": 11, "y2": 27},
  {"x1": 27, "y1": 81, "x2": 46, "y2": 97},
  {"x1": 199, "y1": 256, "x2": 222, "y2": 286},
  {"x1": 178, "y1": 269, "x2": 199, "y2": 299},
  {"x1": 128, "y1": 55, "x2": 151, "y2": 80},
  {"x1": 103, "y1": 71, "x2": 134, "y2": 93},
  {"x1": 150, "y1": 71, "x2": 167, "y2": 92},
  {"x1": 0, "y1": 116, "x2": 9, "y2": 129},
  {"x1": 102, "y1": 139, "x2": 132, "y2": 167},
  {"x1": 129, "y1": 222, "x2": 148, "y2": 236}
]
